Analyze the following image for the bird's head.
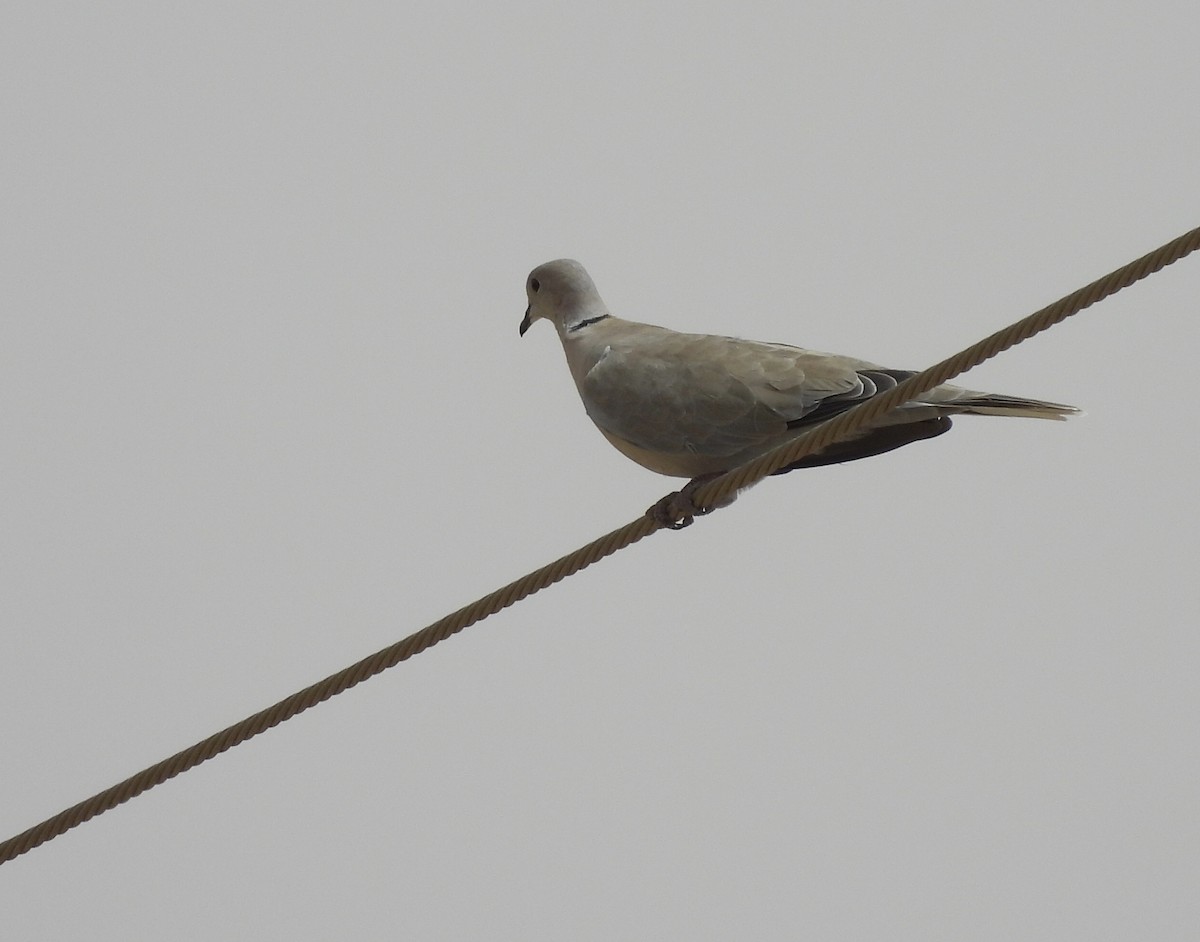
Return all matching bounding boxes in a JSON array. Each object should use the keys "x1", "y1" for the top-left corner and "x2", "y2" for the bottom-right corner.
[{"x1": 520, "y1": 259, "x2": 608, "y2": 336}]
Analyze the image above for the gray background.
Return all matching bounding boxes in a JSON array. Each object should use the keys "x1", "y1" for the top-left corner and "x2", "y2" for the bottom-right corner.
[{"x1": 3, "y1": 3, "x2": 1197, "y2": 939}]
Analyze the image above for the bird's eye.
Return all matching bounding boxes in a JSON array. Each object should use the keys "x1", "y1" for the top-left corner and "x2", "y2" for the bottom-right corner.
[{"x1": 530, "y1": 278, "x2": 540, "y2": 292}]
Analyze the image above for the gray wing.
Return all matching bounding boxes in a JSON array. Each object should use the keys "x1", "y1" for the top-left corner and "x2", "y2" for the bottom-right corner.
[{"x1": 579, "y1": 329, "x2": 900, "y2": 459}]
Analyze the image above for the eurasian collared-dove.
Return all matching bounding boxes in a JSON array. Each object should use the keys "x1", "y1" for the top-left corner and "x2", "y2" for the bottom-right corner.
[{"x1": 520, "y1": 259, "x2": 1078, "y2": 522}]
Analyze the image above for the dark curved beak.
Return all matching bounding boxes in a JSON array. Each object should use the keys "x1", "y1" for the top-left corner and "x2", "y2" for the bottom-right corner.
[{"x1": 519, "y1": 306, "x2": 532, "y2": 337}]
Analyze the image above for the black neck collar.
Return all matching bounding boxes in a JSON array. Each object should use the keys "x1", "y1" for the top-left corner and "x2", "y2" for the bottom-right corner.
[{"x1": 567, "y1": 314, "x2": 611, "y2": 333}]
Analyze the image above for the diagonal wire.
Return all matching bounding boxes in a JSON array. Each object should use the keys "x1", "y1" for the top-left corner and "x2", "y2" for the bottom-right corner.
[
  {"x1": 697, "y1": 225, "x2": 1200, "y2": 508},
  {"x1": 2, "y1": 225, "x2": 1197, "y2": 867}
]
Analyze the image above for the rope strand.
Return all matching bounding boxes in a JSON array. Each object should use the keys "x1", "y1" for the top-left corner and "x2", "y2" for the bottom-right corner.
[
  {"x1": 2, "y1": 226, "x2": 1197, "y2": 866},
  {"x1": 698, "y1": 226, "x2": 1200, "y2": 508}
]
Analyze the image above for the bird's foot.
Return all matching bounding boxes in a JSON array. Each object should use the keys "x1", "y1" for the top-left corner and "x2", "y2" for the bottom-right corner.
[{"x1": 647, "y1": 474, "x2": 721, "y2": 530}]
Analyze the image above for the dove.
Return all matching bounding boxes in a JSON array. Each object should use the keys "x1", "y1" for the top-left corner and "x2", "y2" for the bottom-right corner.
[{"x1": 520, "y1": 258, "x2": 1079, "y2": 525}]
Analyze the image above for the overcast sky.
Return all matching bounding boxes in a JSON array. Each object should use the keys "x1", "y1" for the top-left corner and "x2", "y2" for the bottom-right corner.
[{"x1": 3, "y1": 3, "x2": 1198, "y2": 939}]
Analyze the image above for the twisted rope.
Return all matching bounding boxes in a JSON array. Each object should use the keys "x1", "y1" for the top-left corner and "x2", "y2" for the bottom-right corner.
[
  {"x1": 2, "y1": 225, "x2": 1197, "y2": 867},
  {"x1": 0, "y1": 517, "x2": 658, "y2": 865},
  {"x1": 696, "y1": 225, "x2": 1200, "y2": 509}
]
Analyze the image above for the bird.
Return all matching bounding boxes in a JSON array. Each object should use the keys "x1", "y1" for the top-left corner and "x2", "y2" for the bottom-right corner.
[{"x1": 520, "y1": 258, "x2": 1079, "y2": 526}]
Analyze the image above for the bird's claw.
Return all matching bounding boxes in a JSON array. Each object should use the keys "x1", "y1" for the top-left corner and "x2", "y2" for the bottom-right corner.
[
  {"x1": 647, "y1": 493, "x2": 696, "y2": 529},
  {"x1": 646, "y1": 476, "x2": 718, "y2": 530}
]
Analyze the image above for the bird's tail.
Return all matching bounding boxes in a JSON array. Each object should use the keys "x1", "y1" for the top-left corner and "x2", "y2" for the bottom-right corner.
[{"x1": 950, "y1": 395, "x2": 1082, "y2": 421}]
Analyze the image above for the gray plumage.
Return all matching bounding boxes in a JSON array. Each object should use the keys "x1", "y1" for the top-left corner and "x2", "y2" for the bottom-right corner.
[{"x1": 520, "y1": 259, "x2": 1079, "y2": 479}]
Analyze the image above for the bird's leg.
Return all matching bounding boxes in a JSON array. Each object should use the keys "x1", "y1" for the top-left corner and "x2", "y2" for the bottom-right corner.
[{"x1": 647, "y1": 473, "x2": 723, "y2": 530}]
